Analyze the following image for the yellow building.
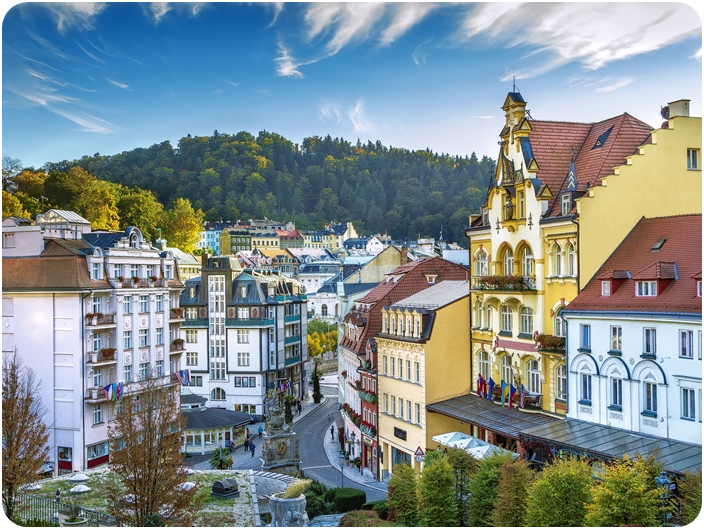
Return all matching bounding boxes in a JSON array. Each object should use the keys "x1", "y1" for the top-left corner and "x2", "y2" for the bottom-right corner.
[
  {"x1": 377, "y1": 280, "x2": 470, "y2": 477},
  {"x1": 250, "y1": 228, "x2": 280, "y2": 250}
]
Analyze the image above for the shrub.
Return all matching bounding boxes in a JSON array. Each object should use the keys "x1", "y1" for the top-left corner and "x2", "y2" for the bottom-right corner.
[
  {"x1": 308, "y1": 480, "x2": 328, "y2": 497},
  {"x1": 492, "y1": 458, "x2": 534, "y2": 526},
  {"x1": 338, "y1": 510, "x2": 394, "y2": 527},
  {"x1": 324, "y1": 487, "x2": 338, "y2": 503},
  {"x1": 387, "y1": 463, "x2": 418, "y2": 526},
  {"x1": 372, "y1": 501, "x2": 389, "y2": 520},
  {"x1": 333, "y1": 487, "x2": 367, "y2": 513},
  {"x1": 304, "y1": 492, "x2": 330, "y2": 519}
]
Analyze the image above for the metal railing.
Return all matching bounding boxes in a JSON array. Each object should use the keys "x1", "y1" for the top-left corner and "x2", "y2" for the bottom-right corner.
[{"x1": 15, "y1": 493, "x2": 116, "y2": 526}]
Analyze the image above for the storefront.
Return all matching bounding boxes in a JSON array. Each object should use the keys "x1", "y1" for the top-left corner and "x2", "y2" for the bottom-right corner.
[{"x1": 182, "y1": 393, "x2": 252, "y2": 455}]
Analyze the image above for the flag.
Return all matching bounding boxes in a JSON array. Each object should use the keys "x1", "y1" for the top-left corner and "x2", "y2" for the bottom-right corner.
[
  {"x1": 487, "y1": 377, "x2": 495, "y2": 400},
  {"x1": 520, "y1": 384, "x2": 526, "y2": 409},
  {"x1": 477, "y1": 374, "x2": 485, "y2": 397},
  {"x1": 116, "y1": 381, "x2": 123, "y2": 400},
  {"x1": 175, "y1": 370, "x2": 184, "y2": 385},
  {"x1": 501, "y1": 380, "x2": 507, "y2": 406},
  {"x1": 103, "y1": 384, "x2": 112, "y2": 400},
  {"x1": 509, "y1": 384, "x2": 517, "y2": 409},
  {"x1": 184, "y1": 369, "x2": 191, "y2": 385}
]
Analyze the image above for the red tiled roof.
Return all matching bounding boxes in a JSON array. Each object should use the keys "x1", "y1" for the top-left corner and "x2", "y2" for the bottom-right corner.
[
  {"x1": 566, "y1": 215, "x2": 702, "y2": 314},
  {"x1": 2, "y1": 255, "x2": 110, "y2": 291}
]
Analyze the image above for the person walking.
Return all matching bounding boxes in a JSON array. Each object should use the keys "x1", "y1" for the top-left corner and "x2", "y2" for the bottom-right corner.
[
  {"x1": 249, "y1": 442, "x2": 255, "y2": 457},
  {"x1": 330, "y1": 425, "x2": 335, "y2": 439},
  {"x1": 258, "y1": 426, "x2": 263, "y2": 438},
  {"x1": 244, "y1": 438, "x2": 249, "y2": 451}
]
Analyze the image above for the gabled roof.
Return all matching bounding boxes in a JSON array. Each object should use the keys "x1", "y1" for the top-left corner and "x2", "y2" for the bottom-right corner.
[
  {"x1": 2, "y1": 255, "x2": 110, "y2": 291},
  {"x1": 565, "y1": 215, "x2": 702, "y2": 314}
]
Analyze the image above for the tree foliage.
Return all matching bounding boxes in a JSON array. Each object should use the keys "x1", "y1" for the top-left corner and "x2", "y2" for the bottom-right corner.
[
  {"x1": 418, "y1": 451, "x2": 458, "y2": 527},
  {"x1": 524, "y1": 456, "x2": 593, "y2": 527},
  {"x1": 492, "y1": 457, "x2": 534, "y2": 527},
  {"x1": 2, "y1": 351, "x2": 50, "y2": 521},
  {"x1": 445, "y1": 446, "x2": 477, "y2": 526},
  {"x1": 386, "y1": 463, "x2": 418, "y2": 526},
  {"x1": 162, "y1": 197, "x2": 204, "y2": 253},
  {"x1": 209, "y1": 447, "x2": 231, "y2": 470},
  {"x1": 106, "y1": 372, "x2": 199, "y2": 526},
  {"x1": 679, "y1": 467, "x2": 702, "y2": 525},
  {"x1": 467, "y1": 452, "x2": 514, "y2": 527}
]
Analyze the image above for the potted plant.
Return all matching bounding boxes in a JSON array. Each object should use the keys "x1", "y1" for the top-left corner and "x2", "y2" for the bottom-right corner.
[
  {"x1": 100, "y1": 348, "x2": 116, "y2": 360},
  {"x1": 132, "y1": 276, "x2": 140, "y2": 286},
  {"x1": 58, "y1": 492, "x2": 88, "y2": 526},
  {"x1": 149, "y1": 275, "x2": 158, "y2": 284},
  {"x1": 269, "y1": 479, "x2": 311, "y2": 527}
]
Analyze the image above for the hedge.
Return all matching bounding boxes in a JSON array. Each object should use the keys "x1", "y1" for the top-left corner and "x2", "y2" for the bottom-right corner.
[{"x1": 333, "y1": 487, "x2": 367, "y2": 513}]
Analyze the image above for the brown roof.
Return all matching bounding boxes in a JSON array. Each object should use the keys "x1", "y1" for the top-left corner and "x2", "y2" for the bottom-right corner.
[
  {"x1": 340, "y1": 257, "x2": 468, "y2": 354},
  {"x1": 2, "y1": 255, "x2": 110, "y2": 291},
  {"x1": 566, "y1": 215, "x2": 702, "y2": 314}
]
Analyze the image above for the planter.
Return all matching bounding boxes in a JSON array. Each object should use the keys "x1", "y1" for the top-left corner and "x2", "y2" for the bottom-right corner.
[
  {"x1": 60, "y1": 517, "x2": 88, "y2": 527},
  {"x1": 269, "y1": 494, "x2": 309, "y2": 527}
]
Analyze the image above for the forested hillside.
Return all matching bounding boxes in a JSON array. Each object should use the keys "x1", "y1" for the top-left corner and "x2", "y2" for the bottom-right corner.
[{"x1": 49, "y1": 131, "x2": 494, "y2": 244}]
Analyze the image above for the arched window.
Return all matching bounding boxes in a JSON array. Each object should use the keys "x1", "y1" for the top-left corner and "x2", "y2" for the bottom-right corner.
[
  {"x1": 501, "y1": 356, "x2": 513, "y2": 385},
  {"x1": 520, "y1": 307, "x2": 533, "y2": 335},
  {"x1": 478, "y1": 350, "x2": 490, "y2": 380},
  {"x1": 398, "y1": 315, "x2": 404, "y2": 336},
  {"x1": 485, "y1": 306, "x2": 493, "y2": 330},
  {"x1": 522, "y1": 246, "x2": 534, "y2": 277},
  {"x1": 474, "y1": 301, "x2": 483, "y2": 329},
  {"x1": 566, "y1": 243, "x2": 576, "y2": 277},
  {"x1": 503, "y1": 247, "x2": 514, "y2": 275},
  {"x1": 553, "y1": 243, "x2": 563, "y2": 277},
  {"x1": 554, "y1": 308, "x2": 566, "y2": 337},
  {"x1": 527, "y1": 360, "x2": 541, "y2": 394},
  {"x1": 321, "y1": 304, "x2": 328, "y2": 316},
  {"x1": 556, "y1": 365, "x2": 567, "y2": 400},
  {"x1": 389, "y1": 314, "x2": 395, "y2": 334},
  {"x1": 500, "y1": 305, "x2": 513, "y2": 333},
  {"x1": 475, "y1": 251, "x2": 489, "y2": 277},
  {"x1": 405, "y1": 316, "x2": 411, "y2": 336},
  {"x1": 414, "y1": 316, "x2": 421, "y2": 337},
  {"x1": 211, "y1": 387, "x2": 226, "y2": 401},
  {"x1": 382, "y1": 314, "x2": 388, "y2": 333}
]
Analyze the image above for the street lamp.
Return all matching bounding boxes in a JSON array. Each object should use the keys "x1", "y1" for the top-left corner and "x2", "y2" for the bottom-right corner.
[
  {"x1": 655, "y1": 471, "x2": 674, "y2": 527},
  {"x1": 339, "y1": 451, "x2": 345, "y2": 489}
]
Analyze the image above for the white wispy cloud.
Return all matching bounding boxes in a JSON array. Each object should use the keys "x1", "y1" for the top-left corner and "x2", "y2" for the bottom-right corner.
[
  {"x1": 75, "y1": 41, "x2": 105, "y2": 63},
  {"x1": 145, "y1": 2, "x2": 206, "y2": 24},
  {"x1": 461, "y1": 3, "x2": 702, "y2": 76},
  {"x1": 266, "y1": 2, "x2": 284, "y2": 28},
  {"x1": 595, "y1": 77, "x2": 635, "y2": 93},
  {"x1": 44, "y1": 2, "x2": 108, "y2": 33},
  {"x1": 380, "y1": 3, "x2": 437, "y2": 47},
  {"x1": 412, "y1": 38, "x2": 433, "y2": 66},
  {"x1": 225, "y1": 80, "x2": 239, "y2": 87},
  {"x1": 106, "y1": 78, "x2": 132, "y2": 91},
  {"x1": 49, "y1": 107, "x2": 117, "y2": 134},
  {"x1": 148, "y1": 3, "x2": 171, "y2": 24},
  {"x1": 319, "y1": 101, "x2": 342, "y2": 124},
  {"x1": 348, "y1": 100, "x2": 375, "y2": 134},
  {"x1": 275, "y1": 43, "x2": 304, "y2": 78}
]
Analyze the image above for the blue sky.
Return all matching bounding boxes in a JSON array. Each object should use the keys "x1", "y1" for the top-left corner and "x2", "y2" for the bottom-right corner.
[{"x1": 2, "y1": 2, "x2": 702, "y2": 169}]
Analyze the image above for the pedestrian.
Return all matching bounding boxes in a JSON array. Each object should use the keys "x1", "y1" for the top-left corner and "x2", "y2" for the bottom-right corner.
[
  {"x1": 258, "y1": 426, "x2": 263, "y2": 438},
  {"x1": 228, "y1": 457, "x2": 233, "y2": 469},
  {"x1": 330, "y1": 425, "x2": 335, "y2": 439},
  {"x1": 250, "y1": 442, "x2": 255, "y2": 457},
  {"x1": 297, "y1": 401, "x2": 302, "y2": 415},
  {"x1": 244, "y1": 438, "x2": 249, "y2": 451}
]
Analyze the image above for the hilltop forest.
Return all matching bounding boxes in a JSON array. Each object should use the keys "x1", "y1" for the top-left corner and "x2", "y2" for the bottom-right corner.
[{"x1": 3, "y1": 130, "x2": 495, "y2": 248}]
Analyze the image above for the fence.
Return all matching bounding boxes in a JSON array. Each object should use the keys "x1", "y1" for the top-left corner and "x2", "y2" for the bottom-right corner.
[{"x1": 14, "y1": 493, "x2": 116, "y2": 526}]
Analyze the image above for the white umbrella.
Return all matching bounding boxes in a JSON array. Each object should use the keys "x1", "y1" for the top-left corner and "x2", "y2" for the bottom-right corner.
[
  {"x1": 447, "y1": 437, "x2": 482, "y2": 450},
  {"x1": 70, "y1": 484, "x2": 91, "y2": 494},
  {"x1": 432, "y1": 431, "x2": 472, "y2": 446}
]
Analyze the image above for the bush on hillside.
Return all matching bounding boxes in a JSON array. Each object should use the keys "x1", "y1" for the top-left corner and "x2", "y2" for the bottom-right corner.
[
  {"x1": 338, "y1": 510, "x2": 395, "y2": 527},
  {"x1": 333, "y1": 487, "x2": 367, "y2": 513}
]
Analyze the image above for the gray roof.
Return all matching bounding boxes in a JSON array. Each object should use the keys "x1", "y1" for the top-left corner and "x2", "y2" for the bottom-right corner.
[
  {"x1": 392, "y1": 280, "x2": 469, "y2": 309},
  {"x1": 520, "y1": 418, "x2": 702, "y2": 475},
  {"x1": 183, "y1": 407, "x2": 252, "y2": 430}
]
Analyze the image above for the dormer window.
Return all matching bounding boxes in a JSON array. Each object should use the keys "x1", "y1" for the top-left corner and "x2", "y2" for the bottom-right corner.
[
  {"x1": 561, "y1": 194, "x2": 571, "y2": 216},
  {"x1": 635, "y1": 281, "x2": 657, "y2": 297},
  {"x1": 425, "y1": 274, "x2": 437, "y2": 285},
  {"x1": 601, "y1": 281, "x2": 611, "y2": 296},
  {"x1": 698, "y1": 280, "x2": 702, "y2": 297}
]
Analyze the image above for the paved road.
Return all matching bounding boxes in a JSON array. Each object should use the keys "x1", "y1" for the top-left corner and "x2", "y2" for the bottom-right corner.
[{"x1": 296, "y1": 380, "x2": 388, "y2": 503}]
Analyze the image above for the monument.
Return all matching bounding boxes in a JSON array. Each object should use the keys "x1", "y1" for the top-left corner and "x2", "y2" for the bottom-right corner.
[{"x1": 261, "y1": 390, "x2": 301, "y2": 476}]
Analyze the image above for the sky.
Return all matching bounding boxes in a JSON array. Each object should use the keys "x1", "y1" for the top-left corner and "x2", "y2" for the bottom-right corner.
[{"x1": 1, "y1": 2, "x2": 702, "y2": 170}]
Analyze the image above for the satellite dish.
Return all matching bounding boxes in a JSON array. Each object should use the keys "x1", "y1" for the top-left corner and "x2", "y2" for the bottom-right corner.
[{"x1": 661, "y1": 105, "x2": 670, "y2": 120}]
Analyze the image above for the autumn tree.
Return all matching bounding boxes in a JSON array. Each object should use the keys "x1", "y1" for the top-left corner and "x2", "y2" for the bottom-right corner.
[
  {"x1": 2, "y1": 351, "x2": 50, "y2": 521},
  {"x1": 2, "y1": 156, "x2": 22, "y2": 191},
  {"x1": 386, "y1": 463, "x2": 418, "y2": 526},
  {"x1": 492, "y1": 457, "x2": 534, "y2": 526},
  {"x1": 680, "y1": 467, "x2": 702, "y2": 525},
  {"x1": 445, "y1": 447, "x2": 477, "y2": 526},
  {"x1": 524, "y1": 456, "x2": 593, "y2": 527},
  {"x1": 418, "y1": 451, "x2": 458, "y2": 527},
  {"x1": 467, "y1": 452, "x2": 514, "y2": 526},
  {"x1": 115, "y1": 186, "x2": 166, "y2": 243},
  {"x1": 163, "y1": 197, "x2": 204, "y2": 253},
  {"x1": 1, "y1": 190, "x2": 30, "y2": 219},
  {"x1": 106, "y1": 371, "x2": 199, "y2": 526}
]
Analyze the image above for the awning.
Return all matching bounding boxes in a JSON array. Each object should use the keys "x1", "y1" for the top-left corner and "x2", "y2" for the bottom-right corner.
[
  {"x1": 433, "y1": 431, "x2": 519, "y2": 460},
  {"x1": 520, "y1": 418, "x2": 702, "y2": 475}
]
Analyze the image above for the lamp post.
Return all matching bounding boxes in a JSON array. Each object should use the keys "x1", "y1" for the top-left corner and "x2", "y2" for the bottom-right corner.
[
  {"x1": 655, "y1": 471, "x2": 673, "y2": 527},
  {"x1": 339, "y1": 451, "x2": 345, "y2": 489}
]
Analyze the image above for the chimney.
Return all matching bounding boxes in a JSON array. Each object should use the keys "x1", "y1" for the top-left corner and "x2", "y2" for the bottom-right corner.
[
  {"x1": 668, "y1": 99, "x2": 690, "y2": 118},
  {"x1": 201, "y1": 252, "x2": 210, "y2": 268},
  {"x1": 401, "y1": 245, "x2": 409, "y2": 265}
]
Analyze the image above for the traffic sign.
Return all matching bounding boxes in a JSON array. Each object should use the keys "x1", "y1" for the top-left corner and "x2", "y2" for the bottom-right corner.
[
  {"x1": 415, "y1": 455, "x2": 424, "y2": 462},
  {"x1": 414, "y1": 446, "x2": 424, "y2": 456}
]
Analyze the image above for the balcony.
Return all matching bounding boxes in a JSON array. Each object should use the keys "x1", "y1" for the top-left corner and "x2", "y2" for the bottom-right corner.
[
  {"x1": 472, "y1": 275, "x2": 536, "y2": 291},
  {"x1": 284, "y1": 355, "x2": 301, "y2": 366},
  {"x1": 534, "y1": 334, "x2": 566, "y2": 354},
  {"x1": 87, "y1": 348, "x2": 117, "y2": 365},
  {"x1": 225, "y1": 318, "x2": 275, "y2": 328},
  {"x1": 170, "y1": 307, "x2": 186, "y2": 321},
  {"x1": 182, "y1": 318, "x2": 208, "y2": 328},
  {"x1": 170, "y1": 339, "x2": 185, "y2": 352},
  {"x1": 85, "y1": 386, "x2": 107, "y2": 403},
  {"x1": 85, "y1": 313, "x2": 116, "y2": 328}
]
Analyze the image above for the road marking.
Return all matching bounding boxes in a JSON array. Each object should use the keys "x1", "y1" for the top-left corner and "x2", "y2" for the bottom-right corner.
[{"x1": 300, "y1": 465, "x2": 333, "y2": 470}]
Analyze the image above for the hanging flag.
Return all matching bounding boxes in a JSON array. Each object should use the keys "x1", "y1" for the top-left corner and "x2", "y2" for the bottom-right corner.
[
  {"x1": 116, "y1": 381, "x2": 123, "y2": 400},
  {"x1": 175, "y1": 370, "x2": 184, "y2": 385},
  {"x1": 103, "y1": 384, "x2": 112, "y2": 400},
  {"x1": 477, "y1": 374, "x2": 485, "y2": 397},
  {"x1": 509, "y1": 384, "x2": 517, "y2": 409},
  {"x1": 487, "y1": 378, "x2": 495, "y2": 400},
  {"x1": 500, "y1": 380, "x2": 507, "y2": 406},
  {"x1": 520, "y1": 384, "x2": 526, "y2": 409},
  {"x1": 184, "y1": 369, "x2": 191, "y2": 385}
]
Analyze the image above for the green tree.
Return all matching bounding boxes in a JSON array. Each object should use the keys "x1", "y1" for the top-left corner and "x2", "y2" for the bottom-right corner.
[
  {"x1": 525, "y1": 456, "x2": 593, "y2": 527},
  {"x1": 209, "y1": 447, "x2": 231, "y2": 470},
  {"x1": 467, "y1": 452, "x2": 514, "y2": 526},
  {"x1": 492, "y1": 457, "x2": 534, "y2": 527},
  {"x1": 387, "y1": 463, "x2": 418, "y2": 526},
  {"x1": 163, "y1": 197, "x2": 204, "y2": 252},
  {"x1": 445, "y1": 447, "x2": 477, "y2": 526},
  {"x1": 2, "y1": 156, "x2": 22, "y2": 191},
  {"x1": 116, "y1": 187, "x2": 166, "y2": 242},
  {"x1": 584, "y1": 455, "x2": 660, "y2": 527},
  {"x1": 418, "y1": 451, "x2": 458, "y2": 527},
  {"x1": 680, "y1": 467, "x2": 702, "y2": 525},
  {"x1": 1, "y1": 190, "x2": 30, "y2": 218},
  {"x1": 311, "y1": 359, "x2": 323, "y2": 403}
]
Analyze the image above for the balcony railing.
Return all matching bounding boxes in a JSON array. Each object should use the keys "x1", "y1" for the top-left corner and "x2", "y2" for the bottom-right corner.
[
  {"x1": 85, "y1": 313, "x2": 116, "y2": 326},
  {"x1": 534, "y1": 333, "x2": 566, "y2": 353},
  {"x1": 170, "y1": 339, "x2": 185, "y2": 351},
  {"x1": 472, "y1": 275, "x2": 536, "y2": 291},
  {"x1": 170, "y1": 307, "x2": 185, "y2": 320}
]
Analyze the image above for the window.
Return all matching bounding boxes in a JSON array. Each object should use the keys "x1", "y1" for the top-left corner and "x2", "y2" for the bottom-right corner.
[
  {"x1": 93, "y1": 368, "x2": 102, "y2": 388},
  {"x1": 165, "y1": 265, "x2": 173, "y2": 279},
  {"x1": 554, "y1": 310, "x2": 566, "y2": 337},
  {"x1": 398, "y1": 358, "x2": 403, "y2": 379},
  {"x1": 139, "y1": 362, "x2": 149, "y2": 381},
  {"x1": 384, "y1": 394, "x2": 389, "y2": 413},
  {"x1": 155, "y1": 295, "x2": 163, "y2": 312},
  {"x1": 697, "y1": 281, "x2": 702, "y2": 298},
  {"x1": 475, "y1": 251, "x2": 488, "y2": 277},
  {"x1": 186, "y1": 307, "x2": 198, "y2": 319},
  {"x1": 2, "y1": 233, "x2": 15, "y2": 248},
  {"x1": 527, "y1": 360, "x2": 540, "y2": 394},
  {"x1": 581, "y1": 374, "x2": 592, "y2": 402},
  {"x1": 406, "y1": 359, "x2": 411, "y2": 381},
  {"x1": 407, "y1": 400, "x2": 412, "y2": 422},
  {"x1": 139, "y1": 295, "x2": 149, "y2": 313},
  {"x1": 611, "y1": 326, "x2": 622, "y2": 352},
  {"x1": 414, "y1": 317, "x2": 421, "y2": 337},
  {"x1": 415, "y1": 403, "x2": 421, "y2": 424},
  {"x1": 566, "y1": 243, "x2": 576, "y2": 277},
  {"x1": 91, "y1": 262, "x2": 102, "y2": 280},
  {"x1": 644, "y1": 382, "x2": 658, "y2": 414},
  {"x1": 687, "y1": 148, "x2": 699, "y2": 170},
  {"x1": 415, "y1": 361, "x2": 420, "y2": 383},
  {"x1": 601, "y1": 281, "x2": 611, "y2": 296},
  {"x1": 580, "y1": 324, "x2": 591, "y2": 350},
  {"x1": 643, "y1": 328, "x2": 656, "y2": 356},
  {"x1": 155, "y1": 360, "x2": 164, "y2": 377},
  {"x1": 129, "y1": 264, "x2": 139, "y2": 278},
  {"x1": 391, "y1": 357, "x2": 395, "y2": 377},
  {"x1": 112, "y1": 264, "x2": 122, "y2": 279},
  {"x1": 389, "y1": 315, "x2": 395, "y2": 334},
  {"x1": 485, "y1": 307, "x2": 492, "y2": 330},
  {"x1": 382, "y1": 314, "x2": 388, "y2": 333},
  {"x1": 139, "y1": 329, "x2": 149, "y2": 347},
  {"x1": 636, "y1": 281, "x2": 657, "y2": 297},
  {"x1": 501, "y1": 356, "x2": 512, "y2": 385},
  {"x1": 237, "y1": 330, "x2": 249, "y2": 344},
  {"x1": 124, "y1": 364, "x2": 133, "y2": 383},
  {"x1": 503, "y1": 247, "x2": 514, "y2": 275},
  {"x1": 520, "y1": 307, "x2": 533, "y2": 335},
  {"x1": 237, "y1": 307, "x2": 250, "y2": 319},
  {"x1": 553, "y1": 244, "x2": 563, "y2": 276},
  {"x1": 123, "y1": 330, "x2": 132, "y2": 349},
  {"x1": 238, "y1": 352, "x2": 250, "y2": 367},
  {"x1": 478, "y1": 351, "x2": 490, "y2": 380},
  {"x1": 398, "y1": 315, "x2": 404, "y2": 336},
  {"x1": 681, "y1": 387, "x2": 696, "y2": 420},
  {"x1": 383, "y1": 356, "x2": 388, "y2": 375},
  {"x1": 212, "y1": 388, "x2": 227, "y2": 400},
  {"x1": 186, "y1": 330, "x2": 197, "y2": 343},
  {"x1": 399, "y1": 398, "x2": 404, "y2": 419},
  {"x1": 517, "y1": 190, "x2": 525, "y2": 218},
  {"x1": 474, "y1": 302, "x2": 483, "y2": 328},
  {"x1": 680, "y1": 330, "x2": 694, "y2": 358},
  {"x1": 561, "y1": 194, "x2": 571, "y2": 216},
  {"x1": 92, "y1": 333, "x2": 102, "y2": 352},
  {"x1": 500, "y1": 305, "x2": 513, "y2": 333},
  {"x1": 556, "y1": 365, "x2": 567, "y2": 400},
  {"x1": 610, "y1": 378, "x2": 623, "y2": 408},
  {"x1": 186, "y1": 351, "x2": 197, "y2": 366},
  {"x1": 522, "y1": 247, "x2": 533, "y2": 277},
  {"x1": 156, "y1": 327, "x2": 163, "y2": 345},
  {"x1": 391, "y1": 396, "x2": 396, "y2": 416},
  {"x1": 93, "y1": 405, "x2": 103, "y2": 424}
]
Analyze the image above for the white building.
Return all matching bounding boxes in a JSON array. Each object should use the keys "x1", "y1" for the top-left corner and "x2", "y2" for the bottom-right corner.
[
  {"x1": 179, "y1": 257, "x2": 308, "y2": 420},
  {"x1": 2, "y1": 210, "x2": 185, "y2": 474},
  {"x1": 562, "y1": 215, "x2": 702, "y2": 447}
]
